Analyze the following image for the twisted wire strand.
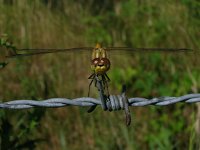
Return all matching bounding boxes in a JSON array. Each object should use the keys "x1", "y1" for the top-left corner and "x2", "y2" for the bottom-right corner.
[{"x1": 0, "y1": 94, "x2": 200, "y2": 110}]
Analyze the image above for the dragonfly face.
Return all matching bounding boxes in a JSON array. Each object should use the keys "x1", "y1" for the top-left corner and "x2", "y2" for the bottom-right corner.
[{"x1": 91, "y1": 43, "x2": 110, "y2": 75}]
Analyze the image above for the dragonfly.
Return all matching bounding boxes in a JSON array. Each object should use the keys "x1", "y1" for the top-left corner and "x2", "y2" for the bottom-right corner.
[
  {"x1": 5, "y1": 43, "x2": 193, "y2": 98},
  {"x1": 2, "y1": 44, "x2": 196, "y2": 125}
]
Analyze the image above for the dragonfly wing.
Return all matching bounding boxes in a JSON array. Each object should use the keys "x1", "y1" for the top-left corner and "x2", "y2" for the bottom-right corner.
[
  {"x1": 7, "y1": 47, "x2": 94, "y2": 58},
  {"x1": 106, "y1": 47, "x2": 194, "y2": 52}
]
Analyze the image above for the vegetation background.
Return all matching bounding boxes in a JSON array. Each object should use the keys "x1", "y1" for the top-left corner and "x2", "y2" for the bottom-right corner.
[{"x1": 0, "y1": 0, "x2": 200, "y2": 149}]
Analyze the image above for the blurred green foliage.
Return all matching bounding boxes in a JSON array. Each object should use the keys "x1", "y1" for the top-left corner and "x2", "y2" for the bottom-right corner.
[
  {"x1": 0, "y1": 0, "x2": 200, "y2": 149},
  {"x1": 0, "y1": 35, "x2": 16, "y2": 69}
]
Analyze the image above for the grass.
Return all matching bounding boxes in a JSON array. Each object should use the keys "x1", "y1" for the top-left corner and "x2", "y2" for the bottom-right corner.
[{"x1": 0, "y1": 0, "x2": 200, "y2": 149}]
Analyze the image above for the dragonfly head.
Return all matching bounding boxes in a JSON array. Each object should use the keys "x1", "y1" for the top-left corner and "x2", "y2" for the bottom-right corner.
[{"x1": 91, "y1": 58, "x2": 110, "y2": 75}]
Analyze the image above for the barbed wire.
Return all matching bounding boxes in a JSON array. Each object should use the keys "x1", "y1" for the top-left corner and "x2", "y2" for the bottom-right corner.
[
  {"x1": 1, "y1": 76, "x2": 199, "y2": 126},
  {"x1": 0, "y1": 93, "x2": 200, "y2": 110}
]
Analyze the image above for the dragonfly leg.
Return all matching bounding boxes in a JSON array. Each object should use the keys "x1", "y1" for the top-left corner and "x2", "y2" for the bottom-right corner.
[
  {"x1": 88, "y1": 74, "x2": 98, "y2": 113},
  {"x1": 88, "y1": 73, "x2": 95, "y2": 79},
  {"x1": 88, "y1": 73, "x2": 95, "y2": 97},
  {"x1": 104, "y1": 74, "x2": 110, "y2": 96},
  {"x1": 102, "y1": 75, "x2": 110, "y2": 97},
  {"x1": 94, "y1": 75, "x2": 98, "y2": 87},
  {"x1": 105, "y1": 73, "x2": 110, "y2": 82},
  {"x1": 106, "y1": 74, "x2": 111, "y2": 93},
  {"x1": 106, "y1": 82, "x2": 110, "y2": 97}
]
